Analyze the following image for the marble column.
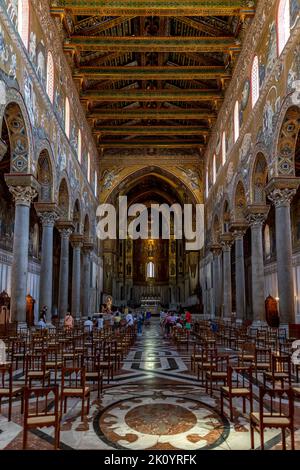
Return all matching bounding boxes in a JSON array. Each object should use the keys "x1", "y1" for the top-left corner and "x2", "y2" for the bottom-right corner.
[
  {"x1": 230, "y1": 223, "x2": 248, "y2": 321},
  {"x1": 35, "y1": 203, "x2": 59, "y2": 321},
  {"x1": 71, "y1": 234, "x2": 83, "y2": 318},
  {"x1": 245, "y1": 205, "x2": 269, "y2": 322},
  {"x1": 57, "y1": 221, "x2": 74, "y2": 317},
  {"x1": 82, "y1": 241, "x2": 94, "y2": 316},
  {"x1": 5, "y1": 175, "x2": 39, "y2": 322},
  {"x1": 267, "y1": 178, "x2": 300, "y2": 324},
  {"x1": 210, "y1": 244, "x2": 222, "y2": 317},
  {"x1": 220, "y1": 233, "x2": 233, "y2": 318}
]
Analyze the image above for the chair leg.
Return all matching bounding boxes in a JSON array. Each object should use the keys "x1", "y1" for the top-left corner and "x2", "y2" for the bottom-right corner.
[
  {"x1": 282, "y1": 429, "x2": 286, "y2": 450},
  {"x1": 260, "y1": 425, "x2": 264, "y2": 450},
  {"x1": 229, "y1": 396, "x2": 233, "y2": 421},
  {"x1": 220, "y1": 392, "x2": 224, "y2": 416},
  {"x1": 8, "y1": 397, "x2": 12, "y2": 421},
  {"x1": 290, "y1": 426, "x2": 295, "y2": 450},
  {"x1": 250, "y1": 422, "x2": 255, "y2": 449},
  {"x1": 23, "y1": 428, "x2": 28, "y2": 450}
]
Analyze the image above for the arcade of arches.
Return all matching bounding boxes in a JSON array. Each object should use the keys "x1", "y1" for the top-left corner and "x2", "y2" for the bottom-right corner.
[{"x1": 0, "y1": 0, "x2": 300, "y2": 452}]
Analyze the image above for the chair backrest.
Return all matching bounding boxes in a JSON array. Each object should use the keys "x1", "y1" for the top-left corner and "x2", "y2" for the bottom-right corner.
[
  {"x1": 26, "y1": 353, "x2": 46, "y2": 372},
  {"x1": 61, "y1": 366, "x2": 86, "y2": 388},
  {"x1": 23, "y1": 385, "x2": 59, "y2": 420},
  {"x1": 0, "y1": 363, "x2": 12, "y2": 391},
  {"x1": 271, "y1": 353, "x2": 291, "y2": 375},
  {"x1": 258, "y1": 386, "x2": 294, "y2": 422},
  {"x1": 255, "y1": 347, "x2": 271, "y2": 364},
  {"x1": 215, "y1": 353, "x2": 230, "y2": 372},
  {"x1": 227, "y1": 365, "x2": 252, "y2": 391}
]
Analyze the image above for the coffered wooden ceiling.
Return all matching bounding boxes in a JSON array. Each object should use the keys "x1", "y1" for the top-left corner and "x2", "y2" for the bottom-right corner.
[{"x1": 50, "y1": 1, "x2": 256, "y2": 154}]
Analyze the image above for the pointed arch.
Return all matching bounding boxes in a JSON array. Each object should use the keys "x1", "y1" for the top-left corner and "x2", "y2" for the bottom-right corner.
[
  {"x1": 37, "y1": 149, "x2": 53, "y2": 202},
  {"x1": 251, "y1": 152, "x2": 269, "y2": 203},
  {"x1": 58, "y1": 178, "x2": 70, "y2": 219},
  {"x1": 46, "y1": 51, "x2": 54, "y2": 103}
]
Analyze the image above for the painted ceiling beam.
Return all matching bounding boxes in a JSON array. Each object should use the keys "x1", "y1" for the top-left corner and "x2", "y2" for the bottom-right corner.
[
  {"x1": 80, "y1": 89, "x2": 223, "y2": 102},
  {"x1": 74, "y1": 66, "x2": 231, "y2": 81},
  {"x1": 97, "y1": 140, "x2": 204, "y2": 149},
  {"x1": 93, "y1": 126, "x2": 210, "y2": 136},
  {"x1": 51, "y1": 1, "x2": 256, "y2": 17},
  {"x1": 74, "y1": 16, "x2": 136, "y2": 35},
  {"x1": 87, "y1": 108, "x2": 217, "y2": 120},
  {"x1": 65, "y1": 35, "x2": 241, "y2": 53}
]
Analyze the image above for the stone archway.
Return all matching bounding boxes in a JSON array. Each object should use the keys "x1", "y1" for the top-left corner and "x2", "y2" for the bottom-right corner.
[
  {"x1": 276, "y1": 105, "x2": 300, "y2": 176},
  {"x1": 3, "y1": 102, "x2": 30, "y2": 174},
  {"x1": 252, "y1": 152, "x2": 269, "y2": 203},
  {"x1": 37, "y1": 149, "x2": 53, "y2": 202},
  {"x1": 58, "y1": 178, "x2": 70, "y2": 219}
]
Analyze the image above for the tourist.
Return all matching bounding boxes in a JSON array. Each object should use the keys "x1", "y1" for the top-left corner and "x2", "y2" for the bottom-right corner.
[
  {"x1": 64, "y1": 312, "x2": 74, "y2": 330},
  {"x1": 126, "y1": 310, "x2": 134, "y2": 327},
  {"x1": 145, "y1": 310, "x2": 151, "y2": 326},
  {"x1": 84, "y1": 316, "x2": 93, "y2": 333},
  {"x1": 137, "y1": 311, "x2": 143, "y2": 336},
  {"x1": 97, "y1": 314, "x2": 104, "y2": 330},
  {"x1": 40, "y1": 305, "x2": 48, "y2": 323},
  {"x1": 184, "y1": 310, "x2": 192, "y2": 336},
  {"x1": 37, "y1": 315, "x2": 47, "y2": 329}
]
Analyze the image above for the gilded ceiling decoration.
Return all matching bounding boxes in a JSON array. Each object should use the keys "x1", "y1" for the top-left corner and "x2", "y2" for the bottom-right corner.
[{"x1": 50, "y1": 0, "x2": 256, "y2": 153}]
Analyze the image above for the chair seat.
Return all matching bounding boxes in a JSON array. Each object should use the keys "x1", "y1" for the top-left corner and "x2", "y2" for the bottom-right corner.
[
  {"x1": 27, "y1": 414, "x2": 56, "y2": 426},
  {"x1": 292, "y1": 387, "x2": 300, "y2": 395},
  {"x1": 86, "y1": 372, "x2": 101, "y2": 379},
  {"x1": 28, "y1": 371, "x2": 50, "y2": 378},
  {"x1": 207, "y1": 371, "x2": 227, "y2": 378},
  {"x1": 239, "y1": 354, "x2": 255, "y2": 361},
  {"x1": 0, "y1": 386, "x2": 23, "y2": 395},
  {"x1": 250, "y1": 412, "x2": 291, "y2": 426},
  {"x1": 62, "y1": 386, "x2": 90, "y2": 395},
  {"x1": 221, "y1": 386, "x2": 250, "y2": 395},
  {"x1": 46, "y1": 361, "x2": 62, "y2": 367},
  {"x1": 264, "y1": 372, "x2": 289, "y2": 379},
  {"x1": 254, "y1": 362, "x2": 270, "y2": 369}
]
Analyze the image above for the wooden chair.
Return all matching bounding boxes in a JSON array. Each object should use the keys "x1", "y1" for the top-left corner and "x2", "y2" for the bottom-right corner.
[
  {"x1": 197, "y1": 346, "x2": 217, "y2": 383},
  {"x1": 250, "y1": 386, "x2": 295, "y2": 450},
  {"x1": 252, "y1": 347, "x2": 271, "y2": 381},
  {"x1": 205, "y1": 353, "x2": 229, "y2": 396},
  {"x1": 263, "y1": 353, "x2": 292, "y2": 389},
  {"x1": 0, "y1": 364, "x2": 24, "y2": 421},
  {"x1": 221, "y1": 366, "x2": 253, "y2": 421},
  {"x1": 11, "y1": 339, "x2": 26, "y2": 373},
  {"x1": 25, "y1": 353, "x2": 50, "y2": 387},
  {"x1": 23, "y1": 385, "x2": 61, "y2": 449},
  {"x1": 61, "y1": 366, "x2": 90, "y2": 421},
  {"x1": 237, "y1": 342, "x2": 255, "y2": 366},
  {"x1": 83, "y1": 354, "x2": 103, "y2": 398}
]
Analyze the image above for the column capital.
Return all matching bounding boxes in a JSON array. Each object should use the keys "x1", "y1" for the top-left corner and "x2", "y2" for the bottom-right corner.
[
  {"x1": 266, "y1": 177, "x2": 300, "y2": 208},
  {"x1": 229, "y1": 222, "x2": 248, "y2": 239},
  {"x1": 220, "y1": 233, "x2": 234, "y2": 250},
  {"x1": 244, "y1": 204, "x2": 270, "y2": 227},
  {"x1": 35, "y1": 202, "x2": 59, "y2": 227},
  {"x1": 209, "y1": 243, "x2": 222, "y2": 257},
  {"x1": 70, "y1": 233, "x2": 84, "y2": 248},
  {"x1": 5, "y1": 174, "x2": 40, "y2": 207},
  {"x1": 56, "y1": 220, "x2": 75, "y2": 238},
  {"x1": 83, "y1": 240, "x2": 94, "y2": 254}
]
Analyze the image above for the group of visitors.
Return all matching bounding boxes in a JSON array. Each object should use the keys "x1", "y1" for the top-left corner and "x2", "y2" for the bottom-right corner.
[{"x1": 160, "y1": 309, "x2": 192, "y2": 339}]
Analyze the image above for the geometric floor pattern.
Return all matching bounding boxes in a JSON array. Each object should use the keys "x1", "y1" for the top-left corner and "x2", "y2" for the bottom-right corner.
[{"x1": 1, "y1": 319, "x2": 300, "y2": 450}]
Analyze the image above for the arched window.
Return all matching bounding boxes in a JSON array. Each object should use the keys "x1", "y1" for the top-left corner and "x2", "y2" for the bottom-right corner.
[
  {"x1": 277, "y1": 0, "x2": 290, "y2": 55},
  {"x1": 87, "y1": 152, "x2": 91, "y2": 182},
  {"x1": 234, "y1": 100, "x2": 240, "y2": 143},
  {"x1": 251, "y1": 55, "x2": 260, "y2": 108},
  {"x1": 213, "y1": 154, "x2": 216, "y2": 184},
  {"x1": 46, "y1": 51, "x2": 54, "y2": 103},
  {"x1": 17, "y1": 0, "x2": 29, "y2": 49},
  {"x1": 65, "y1": 97, "x2": 70, "y2": 138},
  {"x1": 222, "y1": 131, "x2": 226, "y2": 164},
  {"x1": 94, "y1": 170, "x2": 97, "y2": 196},
  {"x1": 147, "y1": 261, "x2": 155, "y2": 278},
  {"x1": 77, "y1": 129, "x2": 82, "y2": 163},
  {"x1": 205, "y1": 168, "x2": 209, "y2": 198}
]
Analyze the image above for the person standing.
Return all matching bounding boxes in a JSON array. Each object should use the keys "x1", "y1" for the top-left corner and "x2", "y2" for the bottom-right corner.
[
  {"x1": 64, "y1": 312, "x2": 74, "y2": 330},
  {"x1": 137, "y1": 311, "x2": 143, "y2": 336}
]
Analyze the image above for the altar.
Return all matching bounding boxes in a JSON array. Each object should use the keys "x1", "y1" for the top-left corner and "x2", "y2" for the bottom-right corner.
[{"x1": 140, "y1": 296, "x2": 161, "y2": 315}]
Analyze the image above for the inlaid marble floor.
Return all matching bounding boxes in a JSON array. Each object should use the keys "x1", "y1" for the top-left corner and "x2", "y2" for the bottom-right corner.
[{"x1": 1, "y1": 320, "x2": 300, "y2": 450}]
